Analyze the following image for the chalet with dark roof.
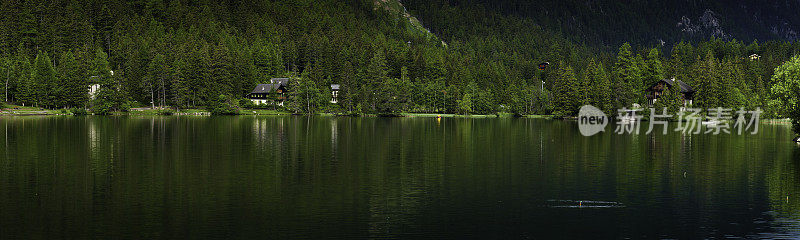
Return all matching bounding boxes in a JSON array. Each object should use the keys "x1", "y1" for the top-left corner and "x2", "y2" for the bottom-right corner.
[
  {"x1": 247, "y1": 78, "x2": 290, "y2": 105},
  {"x1": 645, "y1": 78, "x2": 696, "y2": 106}
]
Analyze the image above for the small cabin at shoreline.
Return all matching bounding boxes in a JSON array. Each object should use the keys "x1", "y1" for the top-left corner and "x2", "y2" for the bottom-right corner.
[
  {"x1": 645, "y1": 78, "x2": 696, "y2": 106},
  {"x1": 247, "y1": 78, "x2": 290, "y2": 106}
]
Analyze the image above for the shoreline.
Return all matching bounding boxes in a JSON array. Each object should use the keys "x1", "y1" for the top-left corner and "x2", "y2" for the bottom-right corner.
[{"x1": 0, "y1": 110, "x2": 792, "y2": 124}]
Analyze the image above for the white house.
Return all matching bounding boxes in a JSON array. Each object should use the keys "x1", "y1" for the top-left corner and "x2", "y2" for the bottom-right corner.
[
  {"x1": 87, "y1": 70, "x2": 113, "y2": 100},
  {"x1": 88, "y1": 83, "x2": 100, "y2": 99},
  {"x1": 330, "y1": 84, "x2": 340, "y2": 103}
]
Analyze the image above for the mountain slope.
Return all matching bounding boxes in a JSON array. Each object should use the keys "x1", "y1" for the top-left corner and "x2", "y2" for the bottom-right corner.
[{"x1": 405, "y1": 0, "x2": 800, "y2": 48}]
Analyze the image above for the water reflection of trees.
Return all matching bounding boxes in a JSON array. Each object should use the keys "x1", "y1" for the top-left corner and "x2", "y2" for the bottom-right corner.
[{"x1": 1, "y1": 117, "x2": 799, "y2": 238}]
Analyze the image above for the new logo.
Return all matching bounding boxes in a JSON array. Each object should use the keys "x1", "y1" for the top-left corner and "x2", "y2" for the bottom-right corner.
[{"x1": 578, "y1": 105, "x2": 608, "y2": 136}]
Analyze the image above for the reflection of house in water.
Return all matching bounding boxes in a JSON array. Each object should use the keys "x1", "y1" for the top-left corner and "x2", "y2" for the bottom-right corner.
[
  {"x1": 330, "y1": 118, "x2": 337, "y2": 147},
  {"x1": 88, "y1": 120, "x2": 98, "y2": 154},
  {"x1": 251, "y1": 117, "x2": 286, "y2": 147}
]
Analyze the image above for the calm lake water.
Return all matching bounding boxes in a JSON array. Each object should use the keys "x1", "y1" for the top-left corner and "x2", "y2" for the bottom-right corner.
[{"x1": 1, "y1": 116, "x2": 800, "y2": 239}]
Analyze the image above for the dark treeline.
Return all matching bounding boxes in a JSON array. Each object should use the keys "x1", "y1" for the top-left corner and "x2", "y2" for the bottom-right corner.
[{"x1": 0, "y1": 0, "x2": 799, "y2": 119}]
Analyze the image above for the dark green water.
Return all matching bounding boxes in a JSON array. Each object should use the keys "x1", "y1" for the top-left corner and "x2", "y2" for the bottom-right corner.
[{"x1": 1, "y1": 116, "x2": 800, "y2": 239}]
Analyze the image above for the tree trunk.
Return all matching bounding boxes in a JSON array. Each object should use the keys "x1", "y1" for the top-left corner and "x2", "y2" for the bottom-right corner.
[
  {"x1": 5, "y1": 69, "x2": 9, "y2": 102},
  {"x1": 150, "y1": 86, "x2": 155, "y2": 109}
]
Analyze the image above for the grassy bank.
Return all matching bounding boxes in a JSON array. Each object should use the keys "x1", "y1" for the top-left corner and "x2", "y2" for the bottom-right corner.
[
  {"x1": 0, "y1": 103, "x2": 793, "y2": 123},
  {"x1": 403, "y1": 113, "x2": 529, "y2": 118},
  {"x1": 0, "y1": 104, "x2": 67, "y2": 115}
]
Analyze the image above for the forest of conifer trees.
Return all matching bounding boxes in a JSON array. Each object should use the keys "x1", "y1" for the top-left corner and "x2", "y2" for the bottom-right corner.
[{"x1": 1, "y1": 0, "x2": 800, "y2": 133}]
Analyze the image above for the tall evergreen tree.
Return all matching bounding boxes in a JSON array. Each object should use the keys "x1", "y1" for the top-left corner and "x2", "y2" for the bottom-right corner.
[
  {"x1": 58, "y1": 50, "x2": 87, "y2": 108},
  {"x1": 145, "y1": 53, "x2": 169, "y2": 108},
  {"x1": 339, "y1": 60, "x2": 357, "y2": 113},
  {"x1": 91, "y1": 48, "x2": 125, "y2": 114},
  {"x1": 553, "y1": 63, "x2": 580, "y2": 116},
  {"x1": 643, "y1": 48, "x2": 665, "y2": 88},
  {"x1": 612, "y1": 43, "x2": 642, "y2": 109},
  {"x1": 693, "y1": 51, "x2": 719, "y2": 110},
  {"x1": 1, "y1": 57, "x2": 12, "y2": 103},
  {"x1": 653, "y1": 87, "x2": 683, "y2": 119},
  {"x1": 585, "y1": 59, "x2": 613, "y2": 114},
  {"x1": 14, "y1": 54, "x2": 34, "y2": 106},
  {"x1": 365, "y1": 50, "x2": 388, "y2": 111},
  {"x1": 31, "y1": 51, "x2": 60, "y2": 108},
  {"x1": 171, "y1": 59, "x2": 189, "y2": 109}
]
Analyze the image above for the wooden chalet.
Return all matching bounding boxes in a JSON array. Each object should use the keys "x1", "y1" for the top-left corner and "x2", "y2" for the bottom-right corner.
[
  {"x1": 247, "y1": 78, "x2": 290, "y2": 105},
  {"x1": 645, "y1": 78, "x2": 696, "y2": 106}
]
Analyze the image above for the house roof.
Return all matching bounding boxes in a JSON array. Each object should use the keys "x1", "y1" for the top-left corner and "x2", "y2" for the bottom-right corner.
[
  {"x1": 331, "y1": 84, "x2": 340, "y2": 90},
  {"x1": 250, "y1": 78, "x2": 291, "y2": 94},
  {"x1": 251, "y1": 84, "x2": 279, "y2": 94},
  {"x1": 270, "y1": 78, "x2": 289, "y2": 86},
  {"x1": 648, "y1": 78, "x2": 695, "y2": 93}
]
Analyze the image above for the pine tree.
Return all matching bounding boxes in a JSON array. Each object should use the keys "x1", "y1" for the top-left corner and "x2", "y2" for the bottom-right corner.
[
  {"x1": 19, "y1": 5, "x2": 38, "y2": 50},
  {"x1": 14, "y1": 55, "x2": 34, "y2": 106},
  {"x1": 694, "y1": 51, "x2": 719, "y2": 110},
  {"x1": 97, "y1": 5, "x2": 114, "y2": 54},
  {"x1": 31, "y1": 51, "x2": 60, "y2": 108},
  {"x1": 365, "y1": 50, "x2": 388, "y2": 111},
  {"x1": 653, "y1": 87, "x2": 683, "y2": 119},
  {"x1": 252, "y1": 40, "x2": 283, "y2": 82},
  {"x1": 91, "y1": 48, "x2": 124, "y2": 114},
  {"x1": 145, "y1": 53, "x2": 169, "y2": 108},
  {"x1": 210, "y1": 44, "x2": 233, "y2": 98},
  {"x1": 1, "y1": 57, "x2": 12, "y2": 103},
  {"x1": 171, "y1": 59, "x2": 189, "y2": 109},
  {"x1": 585, "y1": 59, "x2": 613, "y2": 114},
  {"x1": 339, "y1": 60, "x2": 357, "y2": 113},
  {"x1": 718, "y1": 60, "x2": 739, "y2": 109},
  {"x1": 670, "y1": 41, "x2": 695, "y2": 84},
  {"x1": 612, "y1": 43, "x2": 642, "y2": 109},
  {"x1": 58, "y1": 50, "x2": 87, "y2": 108},
  {"x1": 288, "y1": 70, "x2": 325, "y2": 114},
  {"x1": 643, "y1": 48, "x2": 665, "y2": 88},
  {"x1": 553, "y1": 63, "x2": 580, "y2": 117}
]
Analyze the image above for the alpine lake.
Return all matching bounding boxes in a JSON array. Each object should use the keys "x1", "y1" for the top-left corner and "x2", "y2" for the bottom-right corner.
[{"x1": 1, "y1": 116, "x2": 800, "y2": 239}]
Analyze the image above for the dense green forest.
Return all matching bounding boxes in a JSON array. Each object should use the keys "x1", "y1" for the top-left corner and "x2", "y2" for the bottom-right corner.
[{"x1": 0, "y1": 0, "x2": 799, "y2": 131}]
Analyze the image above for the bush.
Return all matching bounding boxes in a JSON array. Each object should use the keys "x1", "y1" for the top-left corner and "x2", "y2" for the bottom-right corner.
[
  {"x1": 239, "y1": 98, "x2": 255, "y2": 108},
  {"x1": 92, "y1": 102, "x2": 113, "y2": 115},
  {"x1": 157, "y1": 108, "x2": 175, "y2": 115},
  {"x1": 70, "y1": 107, "x2": 88, "y2": 115},
  {"x1": 207, "y1": 94, "x2": 241, "y2": 115}
]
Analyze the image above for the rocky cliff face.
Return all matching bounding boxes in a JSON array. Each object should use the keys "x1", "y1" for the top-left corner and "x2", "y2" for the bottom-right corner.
[
  {"x1": 374, "y1": 0, "x2": 436, "y2": 39},
  {"x1": 678, "y1": 10, "x2": 728, "y2": 39},
  {"x1": 676, "y1": 2, "x2": 800, "y2": 42},
  {"x1": 404, "y1": 0, "x2": 800, "y2": 48}
]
